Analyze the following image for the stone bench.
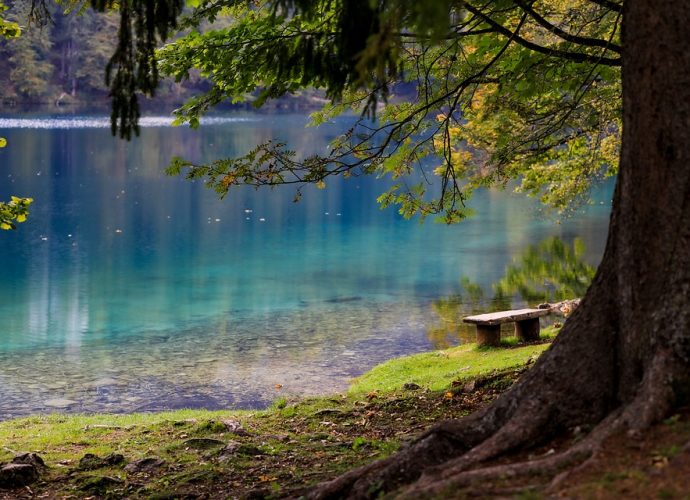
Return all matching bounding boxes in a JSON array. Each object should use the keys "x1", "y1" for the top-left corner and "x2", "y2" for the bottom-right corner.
[{"x1": 463, "y1": 308, "x2": 551, "y2": 346}]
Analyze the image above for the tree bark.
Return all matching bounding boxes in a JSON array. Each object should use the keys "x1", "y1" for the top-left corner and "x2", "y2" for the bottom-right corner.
[{"x1": 308, "y1": 0, "x2": 690, "y2": 497}]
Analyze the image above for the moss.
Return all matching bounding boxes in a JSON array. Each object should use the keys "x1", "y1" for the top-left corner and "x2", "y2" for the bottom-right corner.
[
  {"x1": 349, "y1": 340, "x2": 550, "y2": 395},
  {"x1": 194, "y1": 420, "x2": 228, "y2": 434}
]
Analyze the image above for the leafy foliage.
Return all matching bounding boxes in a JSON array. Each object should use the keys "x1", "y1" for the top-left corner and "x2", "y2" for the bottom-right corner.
[
  {"x1": 1, "y1": 0, "x2": 623, "y2": 220},
  {"x1": 0, "y1": 0, "x2": 20, "y2": 38},
  {"x1": 0, "y1": 195, "x2": 33, "y2": 230},
  {"x1": 86, "y1": 0, "x2": 184, "y2": 138},
  {"x1": 1, "y1": 0, "x2": 33, "y2": 230},
  {"x1": 159, "y1": 0, "x2": 622, "y2": 220}
]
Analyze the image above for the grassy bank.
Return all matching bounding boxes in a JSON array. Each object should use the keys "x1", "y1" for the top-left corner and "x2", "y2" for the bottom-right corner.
[{"x1": 0, "y1": 336, "x2": 552, "y2": 498}]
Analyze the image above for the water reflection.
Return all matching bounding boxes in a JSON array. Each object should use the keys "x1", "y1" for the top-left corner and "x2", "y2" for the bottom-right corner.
[{"x1": 427, "y1": 237, "x2": 596, "y2": 348}]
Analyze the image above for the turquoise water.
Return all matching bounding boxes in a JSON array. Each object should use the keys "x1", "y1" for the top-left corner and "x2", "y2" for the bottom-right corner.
[{"x1": 0, "y1": 113, "x2": 612, "y2": 418}]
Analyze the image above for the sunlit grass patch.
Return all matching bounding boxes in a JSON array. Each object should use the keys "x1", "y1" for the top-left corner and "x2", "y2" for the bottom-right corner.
[{"x1": 349, "y1": 331, "x2": 555, "y2": 395}]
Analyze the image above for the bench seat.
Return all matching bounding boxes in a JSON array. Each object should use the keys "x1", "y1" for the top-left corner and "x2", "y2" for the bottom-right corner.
[{"x1": 463, "y1": 308, "x2": 550, "y2": 346}]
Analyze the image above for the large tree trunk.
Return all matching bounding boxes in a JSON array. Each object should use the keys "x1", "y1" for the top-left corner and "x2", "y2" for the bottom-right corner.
[{"x1": 309, "y1": 0, "x2": 690, "y2": 497}]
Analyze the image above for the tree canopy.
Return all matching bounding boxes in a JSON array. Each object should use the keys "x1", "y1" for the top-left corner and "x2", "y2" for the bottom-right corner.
[{"x1": 155, "y1": 0, "x2": 621, "y2": 220}]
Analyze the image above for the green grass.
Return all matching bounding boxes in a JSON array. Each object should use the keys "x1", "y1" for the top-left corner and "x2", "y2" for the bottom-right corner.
[
  {"x1": 349, "y1": 331, "x2": 555, "y2": 395},
  {"x1": 0, "y1": 409, "x2": 243, "y2": 464},
  {"x1": 0, "y1": 334, "x2": 557, "y2": 463},
  {"x1": 0, "y1": 335, "x2": 557, "y2": 497}
]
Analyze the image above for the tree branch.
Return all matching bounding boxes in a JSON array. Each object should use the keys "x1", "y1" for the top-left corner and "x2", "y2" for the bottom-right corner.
[
  {"x1": 587, "y1": 0, "x2": 623, "y2": 13},
  {"x1": 514, "y1": 0, "x2": 621, "y2": 54},
  {"x1": 462, "y1": 1, "x2": 621, "y2": 67}
]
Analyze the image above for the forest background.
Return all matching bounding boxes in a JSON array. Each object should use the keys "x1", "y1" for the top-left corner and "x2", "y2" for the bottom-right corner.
[{"x1": 0, "y1": 0, "x2": 327, "y2": 109}]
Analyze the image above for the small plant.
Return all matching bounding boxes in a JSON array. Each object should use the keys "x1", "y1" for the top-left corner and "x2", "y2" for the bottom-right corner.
[
  {"x1": 272, "y1": 397, "x2": 288, "y2": 410},
  {"x1": 352, "y1": 437, "x2": 369, "y2": 451}
]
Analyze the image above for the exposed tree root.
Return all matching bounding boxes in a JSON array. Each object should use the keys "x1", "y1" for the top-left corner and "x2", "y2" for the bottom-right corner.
[
  {"x1": 618, "y1": 348, "x2": 682, "y2": 432},
  {"x1": 398, "y1": 411, "x2": 624, "y2": 499},
  {"x1": 307, "y1": 344, "x2": 686, "y2": 499}
]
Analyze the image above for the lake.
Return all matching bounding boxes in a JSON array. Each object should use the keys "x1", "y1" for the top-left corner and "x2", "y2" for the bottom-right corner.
[{"x1": 0, "y1": 112, "x2": 613, "y2": 419}]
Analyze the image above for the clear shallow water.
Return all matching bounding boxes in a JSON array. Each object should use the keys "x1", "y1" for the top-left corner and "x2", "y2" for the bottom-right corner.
[{"x1": 0, "y1": 113, "x2": 613, "y2": 419}]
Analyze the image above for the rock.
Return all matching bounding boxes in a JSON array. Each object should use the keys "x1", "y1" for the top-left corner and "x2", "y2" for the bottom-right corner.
[
  {"x1": 462, "y1": 380, "x2": 477, "y2": 393},
  {"x1": 0, "y1": 463, "x2": 39, "y2": 488},
  {"x1": 78, "y1": 475, "x2": 123, "y2": 493},
  {"x1": 44, "y1": 398, "x2": 78, "y2": 408},
  {"x1": 325, "y1": 296, "x2": 362, "y2": 303},
  {"x1": 124, "y1": 457, "x2": 165, "y2": 473},
  {"x1": 403, "y1": 383, "x2": 421, "y2": 391},
  {"x1": 11, "y1": 453, "x2": 45, "y2": 470},
  {"x1": 218, "y1": 441, "x2": 264, "y2": 460},
  {"x1": 221, "y1": 419, "x2": 251, "y2": 436},
  {"x1": 79, "y1": 453, "x2": 125, "y2": 470},
  {"x1": 91, "y1": 377, "x2": 120, "y2": 387},
  {"x1": 182, "y1": 438, "x2": 225, "y2": 450}
]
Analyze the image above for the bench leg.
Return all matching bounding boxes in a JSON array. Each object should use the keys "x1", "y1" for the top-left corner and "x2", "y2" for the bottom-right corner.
[
  {"x1": 515, "y1": 317, "x2": 540, "y2": 342},
  {"x1": 476, "y1": 324, "x2": 501, "y2": 346}
]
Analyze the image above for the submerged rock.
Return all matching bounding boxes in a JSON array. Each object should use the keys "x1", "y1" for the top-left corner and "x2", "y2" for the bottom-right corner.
[
  {"x1": 44, "y1": 398, "x2": 78, "y2": 408},
  {"x1": 325, "y1": 296, "x2": 363, "y2": 304},
  {"x1": 0, "y1": 463, "x2": 39, "y2": 488}
]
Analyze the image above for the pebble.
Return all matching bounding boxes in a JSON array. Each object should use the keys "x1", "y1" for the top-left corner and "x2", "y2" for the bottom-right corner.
[{"x1": 91, "y1": 377, "x2": 120, "y2": 387}]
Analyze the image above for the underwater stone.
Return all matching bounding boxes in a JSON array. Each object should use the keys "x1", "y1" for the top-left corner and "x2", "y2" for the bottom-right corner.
[{"x1": 44, "y1": 398, "x2": 78, "y2": 408}]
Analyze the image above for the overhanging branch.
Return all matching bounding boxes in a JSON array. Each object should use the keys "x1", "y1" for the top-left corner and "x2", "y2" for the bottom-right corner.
[
  {"x1": 462, "y1": 1, "x2": 621, "y2": 67},
  {"x1": 514, "y1": 0, "x2": 621, "y2": 54}
]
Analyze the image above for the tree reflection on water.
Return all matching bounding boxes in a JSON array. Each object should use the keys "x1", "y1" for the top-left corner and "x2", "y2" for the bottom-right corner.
[{"x1": 427, "y1": 237, "x2": 596, "y2": 348}]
